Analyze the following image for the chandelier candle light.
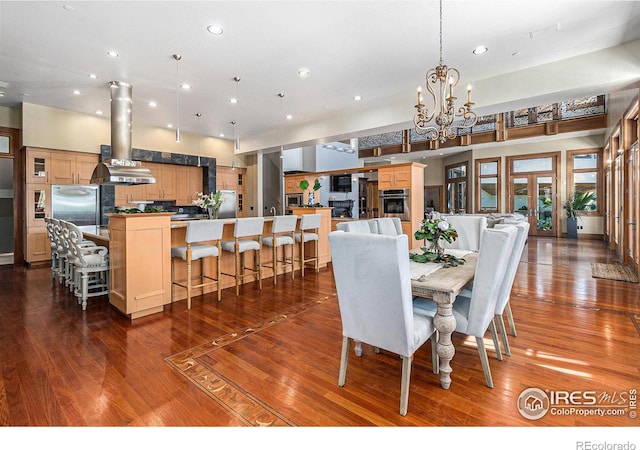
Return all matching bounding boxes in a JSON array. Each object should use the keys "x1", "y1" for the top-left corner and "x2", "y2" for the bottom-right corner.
[{"x1": 413, "y1": 0, "x2": 478, "y2": 143}]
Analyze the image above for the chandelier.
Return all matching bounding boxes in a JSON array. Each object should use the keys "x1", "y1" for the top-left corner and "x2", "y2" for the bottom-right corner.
[{"x1": 413, "y1": 0, "x2": 477, "y2": 143}]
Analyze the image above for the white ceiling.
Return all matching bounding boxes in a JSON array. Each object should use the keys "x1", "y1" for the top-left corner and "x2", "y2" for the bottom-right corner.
[{"x1": 1, "y1": 1, "x2": 640, "y2": 157}]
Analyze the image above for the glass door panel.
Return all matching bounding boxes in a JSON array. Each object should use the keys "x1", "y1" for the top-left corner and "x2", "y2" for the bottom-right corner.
[
  {"x1": 510, "y1": 174, "x2": 556, "y2": 236},
  {"x1": 536, "y1": 176, "x2": 554, "y2": 234}
]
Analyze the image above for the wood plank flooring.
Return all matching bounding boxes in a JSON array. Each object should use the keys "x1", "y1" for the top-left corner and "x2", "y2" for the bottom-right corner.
[{"x1": 0, "y1": 237, "x2": 638, "y2": 431}]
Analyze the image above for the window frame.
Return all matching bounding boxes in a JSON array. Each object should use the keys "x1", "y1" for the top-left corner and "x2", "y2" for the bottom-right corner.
[
  {"x1": 445, "y1": 161, "x2": 469, "y2": 214},
  {"x1": 475, "y1": 157, "x2": 501, "y2": 213},
  {"x1": 566, "y1": 148, "x2": 603, "y2": 216}
]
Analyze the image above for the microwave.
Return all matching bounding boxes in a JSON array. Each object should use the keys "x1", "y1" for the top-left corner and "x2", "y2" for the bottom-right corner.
[{"x1": 285, "y1": 193, "x2": 304, "y2": 209}]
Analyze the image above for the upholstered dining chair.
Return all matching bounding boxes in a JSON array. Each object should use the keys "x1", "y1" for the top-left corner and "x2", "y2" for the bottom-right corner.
[
  {"x1": 335, "y1": 220, "x2": 373, "y2": 233},
  {"x1": 413, "y1": 226, "x2": 517, "y2": 388},
  {"x1": 492, "y1": 222, "x2": 530, "y2": 355},
  {"x1": 294, "y1": 213, "x2": 322, "y2": 277},
  {"x1": 440, "y1": 215, "x2": 488, "y2": 252},
  {"x1": 171, "y1": 219, "x2": 225, "y2": 308},
  {"x1": 221, "y1": 217, "x2": 265, "y2": 295},
  {"x1": 66, "y1": 221, "x2": 110, "y2": 311},
  {"x1": 44, "y1": 217, "x2": 61, "y2": 280},
  {"x1": 59, "y1": 220, "x2": 97, "y2": 292},
  {"x1": 262, "y1": 215, "x2": 298, "y2": 285},
  {"x1": 371, "y1": 217, "x2": 403, "y2": 236},
  {"x1": 329, "y1": 231, "x2": 438, "y2": 416}
]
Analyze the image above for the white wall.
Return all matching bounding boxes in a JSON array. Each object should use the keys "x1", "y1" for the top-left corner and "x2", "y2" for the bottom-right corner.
[{"x1": 0, "y1": 106, "x2": 20, "y2": 129}]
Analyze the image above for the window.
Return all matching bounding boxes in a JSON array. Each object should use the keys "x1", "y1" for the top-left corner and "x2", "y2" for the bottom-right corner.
[
  {"x1": 567, "y1": 148, "x2": 602, "y2": 214},
  {"x1": 0, "y1": 136, "x2": 9, "y2": 154},
  {"x1": 475, "y1": 158, "x2": 501, "y2": 212},
  {"x1": 445, "y1": 162, "x2": 468, "y2": 214}
]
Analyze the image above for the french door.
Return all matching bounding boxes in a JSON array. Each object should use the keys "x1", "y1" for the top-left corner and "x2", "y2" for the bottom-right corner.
[{"x1": 507, "y1": 153, "x2": 559, "y2": 237}]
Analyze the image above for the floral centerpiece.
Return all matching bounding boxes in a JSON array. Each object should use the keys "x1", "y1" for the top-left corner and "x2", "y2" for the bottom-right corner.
[
  {"x1": 192, "y1": 191, "x2": 225, "y2": 219},
  {"x1": 409, "y1": 218, "x2": 465, "y2": 267}
]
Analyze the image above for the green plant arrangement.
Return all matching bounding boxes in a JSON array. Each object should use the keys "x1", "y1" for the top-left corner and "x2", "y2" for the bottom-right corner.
[
  {"x1": 563, "y1": 191, "x2": 596, "y2": 219},
  {"x1": 409, "y1": 218, "x2": 465, "y2": 268},
  {"x1": 299, "y1": 178, "x2": 322, "y2": 206},
  {"x1": 114, "y1": 206, "x2": 165, "y2": 214}
]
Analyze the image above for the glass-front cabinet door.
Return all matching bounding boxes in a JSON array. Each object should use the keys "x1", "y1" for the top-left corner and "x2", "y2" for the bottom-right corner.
[
  {"x1": 26, "y1": 149, "x2": 51, "y2": 184},
  {"x1": 27, "y1": 186, "x2": 50, "y2": 227}
]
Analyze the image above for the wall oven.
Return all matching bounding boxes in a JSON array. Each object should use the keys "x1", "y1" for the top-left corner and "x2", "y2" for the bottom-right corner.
[{"x1": 379, "y1": 188, "x2": 411, "y2": 221}]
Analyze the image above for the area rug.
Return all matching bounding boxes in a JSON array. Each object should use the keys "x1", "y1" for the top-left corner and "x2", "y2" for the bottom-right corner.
[
  {"x1": 165, "y1": 295, "x2": 334, "y2": 426},
  {"x1": 591, "y1": 263, "x2": 639, "y2": 283}
]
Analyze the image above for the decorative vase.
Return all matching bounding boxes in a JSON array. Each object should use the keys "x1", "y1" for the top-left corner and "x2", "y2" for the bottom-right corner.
[
  {"x1": 208, "y1": 207, "x2": 219, "y2": 219},
  {"x1": 427, "y1": 231, "x2": 444, "y2": 254},
  {"x1": 307, "y1": 191, "x2": 315, "y2": 206}
]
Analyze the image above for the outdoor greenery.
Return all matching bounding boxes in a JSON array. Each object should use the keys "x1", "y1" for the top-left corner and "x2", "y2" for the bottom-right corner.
[{"x1": 564, "y1": 191, "x2": 596, "y2": 219}]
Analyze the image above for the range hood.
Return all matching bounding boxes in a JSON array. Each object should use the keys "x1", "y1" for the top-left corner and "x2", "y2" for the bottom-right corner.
[{"x1": 90, "y1": 81, "x2": 156, "y2": 185}]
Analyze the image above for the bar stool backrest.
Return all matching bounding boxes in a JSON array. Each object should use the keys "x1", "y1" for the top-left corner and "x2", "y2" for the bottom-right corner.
[
  {"x1": 185, "y1": 219, "x2": 225, "y2": 243},
  {"x1": 271, "y1": 215, "x2": 298, "y2": 234},
  {"x1": 233, "y1": 217, "x2": 265, "y2": 238},
  {"x1": 299, "y1": 214, "x2": 322, "y2": 231}
]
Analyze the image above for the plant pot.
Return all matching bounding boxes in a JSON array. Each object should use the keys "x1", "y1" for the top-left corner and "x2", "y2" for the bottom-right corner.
[{"x1": 567, "y1": 217, "x2": 578, "y2": 239}]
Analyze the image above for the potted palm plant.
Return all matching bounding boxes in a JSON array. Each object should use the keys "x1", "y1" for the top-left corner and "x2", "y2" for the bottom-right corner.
[{"x1": 563, "y1": 191, "x2": 596, "y2": 239}]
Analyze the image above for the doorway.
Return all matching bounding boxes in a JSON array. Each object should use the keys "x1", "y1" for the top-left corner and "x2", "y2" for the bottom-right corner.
[
  {"x1": 0, "y1": 154, "x2": 14, "y2": 265},
  {"x1": 507, "y1": 153, "x2": 560, "y2": 237}
]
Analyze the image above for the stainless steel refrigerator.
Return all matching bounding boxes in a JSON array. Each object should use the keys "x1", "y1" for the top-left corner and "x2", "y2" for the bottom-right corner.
[
  {"x1": 51, "y1": 185, "x2": 100, "y2": 226},
  {"x1": 218, "y1": 189, "x2": 236, "y2": 219}
]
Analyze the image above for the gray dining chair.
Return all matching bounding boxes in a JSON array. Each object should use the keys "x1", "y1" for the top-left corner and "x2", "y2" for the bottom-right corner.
[
  {"x1": 440, "y1": 215, "x2": 488, "y2": 252},
  {"x1": 329, "y1": 231, "x2": 438, "y2": 416},
  {"x1": 413, "y1": 226, "x2": 517, "y2": 388}
]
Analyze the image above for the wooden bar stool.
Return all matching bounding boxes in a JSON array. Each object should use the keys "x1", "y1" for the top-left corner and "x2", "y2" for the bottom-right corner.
[
  {"x1": 171, "y1": 219, "x2": 224, "y2": 309},
  {"x1": 262, "y1": 215, "x2": 298, "y2": 285},
  {"x1": 294, "y1": 213, "x2": 322, "y2": 277},
  {"x1": 221, "y1": 217, "x2": 265, "y2": 295}
]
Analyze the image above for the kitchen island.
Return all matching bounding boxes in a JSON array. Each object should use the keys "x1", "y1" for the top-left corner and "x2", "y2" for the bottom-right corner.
[{"x1": 100, "y1": 208, "x2": 332, "y2": 319}]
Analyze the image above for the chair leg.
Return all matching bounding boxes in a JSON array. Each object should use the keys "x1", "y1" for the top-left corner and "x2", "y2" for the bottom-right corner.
[
  {"x1": 217, "y1": 254, "x2": 222, "y2": 302},
  {"x1": 338, "y1": 336, "x2": 350, "y2": 386},
  {"x1": 300, "y1": 240, "x2": 305, "y2": 277},
  {"x1": 430, "y1": 331, "x2": 439, "y2": 374},
  {"x1": 81, "y1": 272, "x2": 89, "y2": 311},
  {"x1": 495, "y1": 313, "x2": 511, "y2": 357},
  {"x1": 256, "y1": 248, "x2": 262, "y2": 290},
  {"x1": 399, "y1": 355, "x2": 412, "y2": 416},
  {"x1": 314, "y1": 238, "x2": 319, "y2": 272},
  {"x1": 186, "y1": 258, "x2": 192, "y2": 310},
  {"x1": 475, "y1": 336, "x2": 494, "y2": 388},
  {"x1": 235, "y1": 246, "x2": 241, "y2": 296},
  {"x1": 488, "y1": 319, "x2": 503, "y2": 361},
  {"x1": 289, "y1": 242, "x2": 294, "y2": 280},
  {"x1": 273, "y1": 243, "x2": 278, "y2": 286},
  {"x1": 505, "y1": 301, "x2": 517, "y2": 336}
]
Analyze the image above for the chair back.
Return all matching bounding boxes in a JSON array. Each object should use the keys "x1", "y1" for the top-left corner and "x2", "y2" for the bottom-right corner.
[
  {"x1": 328, "y1": 231, "x2": 419, "y2": 357},
  {"x1": 493, "y1": 222, "x2": 530, "y2": 314},
  {"x1": 441, "y1": 215, "x2": 488, "y2": 251},
  {"x1": 335, "y1": 220, "x2": 373, "y2": 234},
  {"x1": 233, "y1": 217, "x2": 265, "y2": 238},
  {"x1": 371, "y1": 217, "x2": 403, "y2": 236},
  {"x1": 271, "y1": 215, "x2": 298, "y2": 234},
  {"x1": 185, "y1": 219, "x2": 224, "y2": 244},
  {"x1": 65, "y1": 221, "x2": 108, "y2": 267},
  {"x1": 299, "y1": 214, "x2": 322, "y2": 231},
  {"x1": 464, "y1": 227, "x2": 517, "y2": 337}
]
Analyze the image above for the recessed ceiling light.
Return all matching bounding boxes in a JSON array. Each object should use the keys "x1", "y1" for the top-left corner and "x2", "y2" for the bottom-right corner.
[
  {"x1": 229, "y1": 98, "x2": 238, "y2": 104},
  {"x1": 95, "y1": 110, "x2": 103, "y2": 115},
  {"x1": 148, "y1": 101, "x2": 157, "y2": 108},
  {"x1": 473, "y1": 46, "x2": 488, "y2": 55},
  {"x1": 72, "y1": 90, "x2": 80, "y2": 95},
  {"x1": 88, "y1": 73, "x2": 98, "y2": 79},
  {"x1": 180, "y1": 83, "x2": 192, "y2": 90},
  {"x1": 219, "y1": 133, "x2": 225, "y2": 138},
  {"x1": 297, "y1": 68, "x2": 311, "y2": 78},
  {"x1": 63, "y1": 5, "x2": 74, "y2": 11},
  {"x1": 167, "y1": 124, "x2": 174, "y2": 129},
  {"x1": 512, "y1": 51, "x2": 520, "y2": 57},
  {"x1": 0, "y1": 92, "x2": 5, "y2": 97},
  {"x1": 353, "y1": 95, "x2": 362, "y2": 101},
  {"x1": 107, "y1": 50, "x2": 119, "y2": 58},
  {"x1": 286, "y1": 114, "x2": 293, "y2": 120},
  {"x1": 207, "y1": 24, "x2": 223, "y2": 35}
]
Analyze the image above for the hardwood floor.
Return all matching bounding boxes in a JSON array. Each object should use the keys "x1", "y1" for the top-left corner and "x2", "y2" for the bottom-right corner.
[{"x1": 0, "y1": 237, "x2": 638, "y2": 433}]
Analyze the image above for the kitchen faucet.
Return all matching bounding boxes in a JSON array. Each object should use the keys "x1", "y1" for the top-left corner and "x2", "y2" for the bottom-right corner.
[{"x1": 270, "y1": 206, "x2": 276, "y2": 216}]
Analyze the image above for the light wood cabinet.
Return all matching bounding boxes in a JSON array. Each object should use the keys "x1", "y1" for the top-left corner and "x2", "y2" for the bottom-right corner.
[
  {"x1": 175, "y1": 165, "x2": 204, "y2": 206},
  {"x1": 216, "y1": 166, "x2": 245, "y2": 190},
  {"x1": 378, "y1": 166, "x2": 412, "y2": 189},
  {"x1": 26, "y1": 185, "x2": 50, "y2": 228},
  {"x1": 50, "y1": 152, "x2": 98, "y2": 185},
  {"x1": 290, "y1": 207, "x2": 333, "y2": 266},
  {"x1": 25, "y1": 148, "x2": 51, "y2": 184},
  {"x1": 25, "y1": 227, "x2": 50, "y2": 262},
  {"x1": 108, "y1": 213, "x2": 173, "y2": 319},
  {"x1": 285, "y1": 175, "x2": 305, "y2": 193},
  {"x1": 114, "y1": 183, "x2": 147, "y2": 208},
  {"x1": 146, "y1": 162, "x2": 177, "y2": 200}
]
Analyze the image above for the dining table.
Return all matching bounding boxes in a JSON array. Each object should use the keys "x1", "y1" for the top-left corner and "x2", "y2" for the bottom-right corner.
[{"x1": 410, "y1": 250, "x2": 478, "y2": 389}]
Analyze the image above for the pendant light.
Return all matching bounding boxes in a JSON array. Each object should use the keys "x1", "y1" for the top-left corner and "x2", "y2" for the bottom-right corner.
[
  {"x1": 196, "y1": 112, "x2": 201, "y2": 166},
  {"x1": 173, "y1": 54, "x2": 182, "y2": 142}
]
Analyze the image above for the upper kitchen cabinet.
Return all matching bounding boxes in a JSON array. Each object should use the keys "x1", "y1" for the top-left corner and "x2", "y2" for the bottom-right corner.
[
  {"x1": 146, "y1": 162, "x2": 177, "y2": 201},
  {"x1": 175, "y1": 165, "x2": 204, "y2": 206},
  {"x1": 216, "y1": 166, "x2": 245, "y2": 190},
  {"x1": 49, "y1": 151, "x2": 98, "y2": 185},
  {"x1": 25, "y1": 148, "x2": 51, "y2": 184},
  {"x1": 377, "y1": 165, "x2": 412, "y2": 189},
  {"x1": 114, "y1": 183, "x2": 147, "y2": 208},
  {"x1": 284, "y1": 175, "x2": 306, "y2": 193}
]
